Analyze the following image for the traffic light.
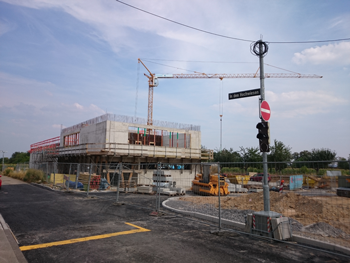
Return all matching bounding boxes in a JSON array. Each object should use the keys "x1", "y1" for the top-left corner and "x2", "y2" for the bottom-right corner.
[{"x1": 256, "y1": 122, "x2": 270, "y2": 152}]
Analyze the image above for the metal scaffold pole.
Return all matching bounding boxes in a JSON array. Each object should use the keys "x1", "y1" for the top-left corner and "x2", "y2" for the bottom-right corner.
[
  {"x1": 116, "y1": 162, "x2": 122, "y2": 202},
  {"x1": 87, "y1": 164, "x2": 92, "y2": 197}
]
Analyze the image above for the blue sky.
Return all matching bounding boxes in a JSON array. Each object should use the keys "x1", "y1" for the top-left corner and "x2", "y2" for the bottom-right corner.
[{"x1": 0, "y1": 0, "x2": 349, "y2": 159}]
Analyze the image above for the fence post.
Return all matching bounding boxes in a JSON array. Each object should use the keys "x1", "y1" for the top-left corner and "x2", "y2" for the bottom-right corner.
[
  {"x1": 218, "y1": 162, "x2": 221, "y2": 230},
  {"x1": 87, "y1": 164, "x2": 92, "y2": 197},
  {"x1": 67, "y1": 164, "x2": 71, "y2": 190},
  {"x1": 116, "y1": 162, "x2": 122, "y2": 202},
  {"x1": 156, "y1": 162, "x2": 162, "y2": 212},
  {"x1": 75, "y1": 164, "x2": 80, "y2": 189},
  {"x1": 46, "y1": 162, "x2": 49, "y2": 183},
  {"x1": 53, "y1": 163, "x2": 56, "y2": 186}
]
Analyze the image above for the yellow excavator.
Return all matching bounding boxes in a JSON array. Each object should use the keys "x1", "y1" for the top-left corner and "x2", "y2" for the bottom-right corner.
[{"x1": 191, "y1": 164, "x2": 229, "y2": 196}]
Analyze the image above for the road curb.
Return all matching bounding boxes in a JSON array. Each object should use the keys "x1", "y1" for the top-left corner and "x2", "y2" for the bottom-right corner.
[
  {"x1": 162, "y1": 197, "x2": 350, "y2": 256},
  {"x1": 0, "y1": 214, "x2": 27, "y2": 263},
  {"x1": 162, "y1": 197, "x2": 245, "y2": 230}
]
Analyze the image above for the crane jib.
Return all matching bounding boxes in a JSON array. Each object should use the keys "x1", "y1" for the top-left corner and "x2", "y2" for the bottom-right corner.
[{"x1": 154, "y1": 73, "x2": 322, "y2": 79}]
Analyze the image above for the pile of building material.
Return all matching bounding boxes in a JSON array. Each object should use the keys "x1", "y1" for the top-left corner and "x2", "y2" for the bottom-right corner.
[
  {"x1": 137, "y1": 185, "x2": 153, "y2": 194},
  {"x1": 78, "y1": 172, "x2": 101, "y2": 190},
  {"x1": 152, "y1": 171, "x2": 185, "y2": 196},
  {"x1": 227, "y1": 182, "x2": 248, "y2": 193},
  {"x1": 227, "y1": 175, "x2": 251, "y2": 184}
]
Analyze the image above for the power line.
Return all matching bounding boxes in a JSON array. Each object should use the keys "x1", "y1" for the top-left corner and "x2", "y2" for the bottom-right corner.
[
  {"x1": 269, "y1": 38, "x2": 350, "y2": 44},
  {"x1": 116, "y1": 0, "x2": 253, "y2": 42},
  {"x1": 116, "y1": 0, "x2": 350, "y2": 44},
  {"x1": 141, "y1": 59, "x2": 256, "y2": 64}
]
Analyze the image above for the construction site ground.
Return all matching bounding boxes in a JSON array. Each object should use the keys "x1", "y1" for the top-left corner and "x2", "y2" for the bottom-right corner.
[
  {"x1": 0, "y1": 176, "x2": 349, "y2": 263},
  {"x1": 173, "y1": 189, "x2": 350, "y2": 249}
]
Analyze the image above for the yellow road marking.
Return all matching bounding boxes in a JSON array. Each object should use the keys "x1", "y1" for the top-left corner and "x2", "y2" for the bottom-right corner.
[{"x1": 19, "y1": 222, "x2": 150, "y2": 251}]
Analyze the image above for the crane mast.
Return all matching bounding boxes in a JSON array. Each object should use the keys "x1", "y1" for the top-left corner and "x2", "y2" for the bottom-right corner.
[{"x1": 138, "y1": 59, "x2": 322, "y2": 126}]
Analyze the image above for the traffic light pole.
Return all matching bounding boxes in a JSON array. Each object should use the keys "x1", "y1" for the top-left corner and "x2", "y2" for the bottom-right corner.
[{"x1": 258, "y1": 41, "x2": 270, "y2": 212}]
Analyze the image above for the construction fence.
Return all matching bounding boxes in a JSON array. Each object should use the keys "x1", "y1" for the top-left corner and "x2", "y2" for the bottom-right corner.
[{"x1": 21, "y1": 160, "x2": 350, "y2": 250}]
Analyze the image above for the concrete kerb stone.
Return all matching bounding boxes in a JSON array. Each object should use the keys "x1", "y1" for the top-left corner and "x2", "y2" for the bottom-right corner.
[
  {"x1": 31, "y1": 183, "x2": 57, "y2": 191},
  {"x1": 162, "y1": 197, "x2": 245, "y2": 231},
  {"x1": 162, "y1": 197, "x2": 350, "y2": 257},
  {"x1": 0, "y1": 214, "x2": 27, "y2": 263},
  {"x1": 31, "y1": 183, "x2": 117, "y2": 194},
  {"x1": 291, "y1": 235, "x2": 350, "y2": 256}
]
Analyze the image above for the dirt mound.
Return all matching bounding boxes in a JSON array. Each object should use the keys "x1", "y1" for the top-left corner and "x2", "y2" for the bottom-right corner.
[{"x1": 180, "y1": 192, "x2": 350, "y2": 235}]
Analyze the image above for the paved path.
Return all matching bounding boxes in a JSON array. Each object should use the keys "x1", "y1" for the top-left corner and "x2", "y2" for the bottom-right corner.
[
  {"x1": 0, "y1": 176, "x2": 27, "y2": 263},
  {"x1": 0, "y1": 176, "x2": 349, "y2": 263}
]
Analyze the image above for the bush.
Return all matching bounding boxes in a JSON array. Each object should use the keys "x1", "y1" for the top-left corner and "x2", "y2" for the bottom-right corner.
[
  {"x1": 247, "y1": 167, "x2": 259, "y2": 173},
  {"x1": 317, "y1": 169, "x2": 326, "y2": 176},
  {"x1": 23, "y1": 169, "x2": 45, "y2": 183},
  {"x1": 341, "y1": 170, "x2": 350, "y2": 176},
  {"x1": 221, "y1": 167, "x2": 230, "y2": 173},
  {"x1": 299, "y1": 166, "x2": 309, "y2": 174},
  {"x1": 8, "y1": 170, "x2": 26, "y2": 180},
  {"x1": 3, "y1": 168, "x2": 13, "y2": 176},
  {"x1": 221, "y1": 167, "x2": 243, "y2": 173}
]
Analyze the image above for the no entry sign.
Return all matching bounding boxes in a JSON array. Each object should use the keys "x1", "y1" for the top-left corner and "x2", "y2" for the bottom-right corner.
[{"x1": 260, "y1": 100, "x2": 271, "y2": 121}]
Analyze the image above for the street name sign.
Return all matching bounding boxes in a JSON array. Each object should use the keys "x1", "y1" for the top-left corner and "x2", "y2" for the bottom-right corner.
[
  {"x1": 228, "y1": 88, "x2": 260, "y2": 100},
  {"x1": 260, "y1": 100, "x2": 271, "y2": 121}
]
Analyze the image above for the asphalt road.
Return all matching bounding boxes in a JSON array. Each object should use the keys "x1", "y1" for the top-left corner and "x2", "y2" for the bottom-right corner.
[{"x1": 0, "y1": 176, "x2": 349, "y2": 263}]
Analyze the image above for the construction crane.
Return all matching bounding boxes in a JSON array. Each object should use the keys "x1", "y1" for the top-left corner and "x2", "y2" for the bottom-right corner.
[{"x1": 138, "y1": 58, "x2": 322, "y2": 126}]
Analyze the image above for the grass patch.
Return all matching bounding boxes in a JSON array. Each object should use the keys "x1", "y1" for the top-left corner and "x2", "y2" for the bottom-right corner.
[
  {"x1": 5, "y1": 169, "x2": 46, "y2": 183},
  {"x1": 8, "y1": 170, "x2": 26, "y2": 180}
]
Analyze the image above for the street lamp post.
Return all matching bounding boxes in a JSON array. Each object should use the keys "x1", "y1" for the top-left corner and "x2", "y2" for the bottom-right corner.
[{"x1": 1, "y1": 151, "x2": 7, "y2": 172}]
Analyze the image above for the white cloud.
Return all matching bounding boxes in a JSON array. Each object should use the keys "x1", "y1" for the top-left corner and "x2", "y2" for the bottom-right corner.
[
  {"x1": 0, "y1": 0, "x2": 251, "y2": 57},
  {"x1": 0, "y1": 18, "x2": 16, "y2": 36},
  {"x1": 0, "y1": 72, "x2": 57, "y2": 107},
  {"x1": 292, "y1": 42, "x2": 350, "y2": 65},
  {"x1": 73, "y1": 102, "x2": 83, "y2": 110},
  {"x1": 266, "y1": 90, "x2": 348, "y2": 117},
  {"x1": 89, "y1": 104, "x2": 105, "y2": 115}
]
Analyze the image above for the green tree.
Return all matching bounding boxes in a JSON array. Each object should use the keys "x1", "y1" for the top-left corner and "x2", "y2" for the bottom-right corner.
[
  {"x1": 310, "y1": 148, "x2": 336, "y2": 161},
  {"x1": 338, "y1": 157, "x2": 349, "y2": 170},
  {"x1": 9, "y1": 152, "x2": 30, "y2": 164},
  {"x1": 239, "y1": 146, "x2": 262, "y2": 172},
  {"x1": 267, "y1": 140, "x2": 292, "y2": 173},
  {"x1": 294, "y1": 150, "x2": 313, "y2": 168},
  {"x1": 310, "y1": 148, "x2": 336, "y2": 171},
  {"x1": 214, "y1": 148, "x2": 241, "y2": 163},
  {"x1": 0, "y1": 157, "x2": 10, "y2": 163}
]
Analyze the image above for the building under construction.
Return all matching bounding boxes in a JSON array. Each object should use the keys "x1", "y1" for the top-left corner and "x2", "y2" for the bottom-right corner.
[{"x1": 29, "y1": 113, "x2": 212, "y2": 187}]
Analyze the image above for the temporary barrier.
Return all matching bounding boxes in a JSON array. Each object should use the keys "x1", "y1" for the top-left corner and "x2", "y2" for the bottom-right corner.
[{"x1": 290, "y1": 175, "x2": 303, "y2": 190}]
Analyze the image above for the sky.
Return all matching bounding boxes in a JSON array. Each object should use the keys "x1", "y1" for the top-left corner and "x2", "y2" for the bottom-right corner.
[{"x1": 0, "y1": 0, "x2": 349, "y2": 159}]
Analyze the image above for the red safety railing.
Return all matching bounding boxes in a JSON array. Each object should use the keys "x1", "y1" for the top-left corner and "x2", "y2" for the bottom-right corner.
[{"x1": 29, "y1": 136, "x2": 60, "y2": 153}]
